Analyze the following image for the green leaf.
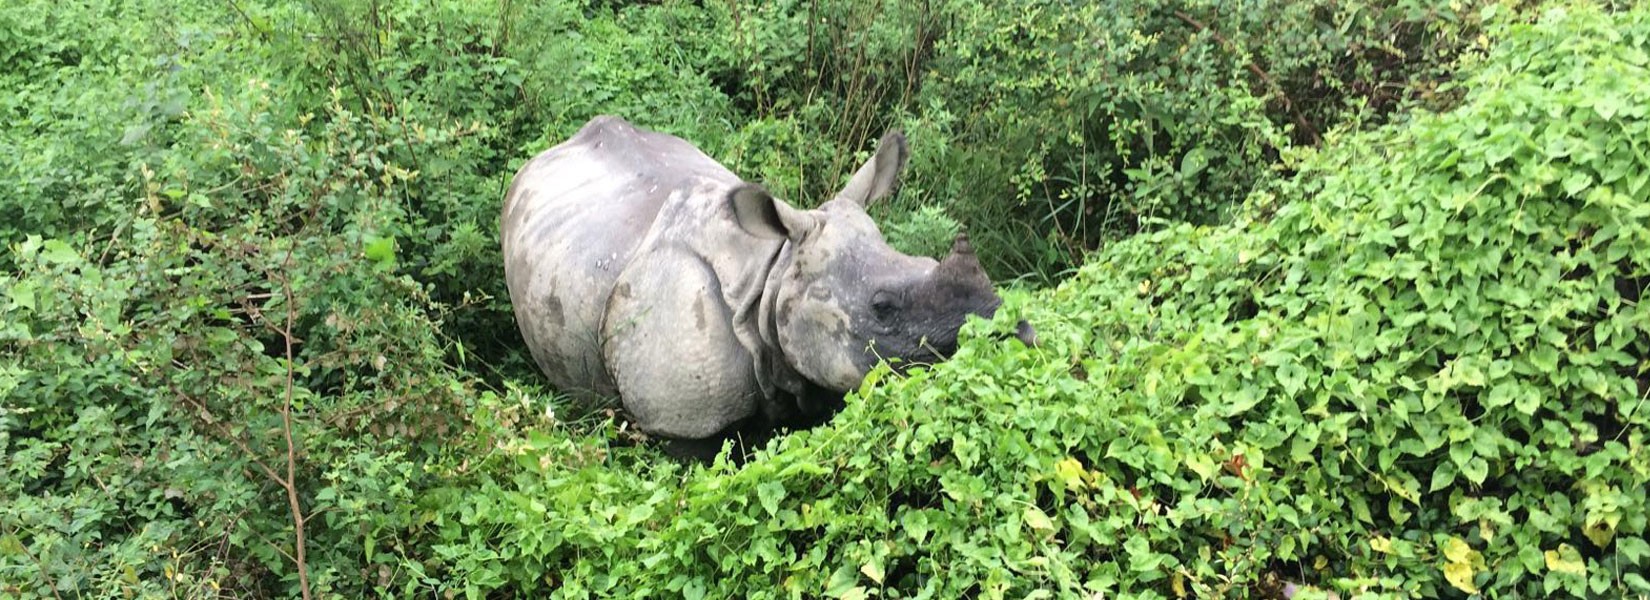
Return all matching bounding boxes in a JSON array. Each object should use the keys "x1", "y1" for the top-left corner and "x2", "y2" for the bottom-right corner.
[
  {"x1": 364, "y1": 235, "x2": 396, "y2": 265},
  {"x1": 1515, "y1": 389, "x2": 1542, "y2": 415},
  {"x1": 683, "y1": 580, "x2": 706, "y2": 600},
  {"x1": 757, "y1": 481, "x2": 785, "y2": 517},
  {"x1": 825, "y1": 564, "x2": 861, "y2": 597},
  {"x1": 1529, "y1": 344, "x2": 1560, "y2": 372},
  {"x1": 1518, "y1": 544, "x2": 1545, "y2": 575},
  {"x1": 1626, "y1": 573, "x2": 1650, "y2": 592},
  {"x1": 1594, "y1": 95, "x2": 1622, "y2": 120},
  {"x1": 1429, "y1": 460, "x2": 1457, "y2": 493},
  {"x1": 1618, "y1": 537, "x2": 1650, "y2": 562},
  {"x1": 1561, "y1": 172, "x2": 1592, "y2": 196},
  {"x1": 6, "y1": 280, "x2": 37, "y2": 311},
  {"x1": 1460, "y1": 456, "x2": 1489, "y2": 485},
  {"x1": 1223, "y1": 385, "x2": 1262, "y2": 416},
  {"x1": 1484, "y1": 381, "x2": 1518, "y2": 408},
  {"x1": 40, "y1": 239, "x2": 80, "y2": 264},
  {"x1": 1277, "y1": 364, "x2": 1308, "y2": 396},
  {"x1": 902, "y1": 510, "x2": 932, "y2": 544},
  {"x1": 1023, "y1": 506, "x2": 1054, "y2": 531}
]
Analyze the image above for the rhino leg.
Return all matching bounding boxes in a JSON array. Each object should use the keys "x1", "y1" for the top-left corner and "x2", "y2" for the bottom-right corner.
[{"x1": 603, "y1": 251, "x2": 761, "y2": 439}]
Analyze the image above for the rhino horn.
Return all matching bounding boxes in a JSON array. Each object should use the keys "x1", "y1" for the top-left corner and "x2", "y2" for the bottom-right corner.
[
  {"x1": 936, "y1": 232, "x2": 989, "y2": 286},
  {"x1": 937, "y1": 231, "x2": 1040, "y2": 348}
]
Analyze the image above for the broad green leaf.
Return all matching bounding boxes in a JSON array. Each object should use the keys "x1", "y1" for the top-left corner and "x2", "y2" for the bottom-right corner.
[
  {"x1": 6, "y1": 280, "x2": 37, "y2": 311},
  {"x1": 40, "y1": 239, "x2": 80, "y2": 264},
  {"x1": 1023, "y1": 506, "x2": 1054, "y2": 531},
  {"x1": 1519, "y1": 544, "x2": 1545, "y2": 575},
  {"x1": 1484, "y1": 381, "x2": 1517, "y2": 408},
  {"x1": 902, "y1": 510, "x2": 932, "y2": 544},
  {"x1": 364, "y1": 235, "x2": 396, "y2": 264},
  {"x1": 824, "y1": 564, "x2": 860, "y2": 597},
  {"x1": 1460, "y1": 456, "x2": 1489, "y2": 485},
  {"x1": 1561, "y1": 172, "x2": 1592, "y2": 196},
  {"x1": 1594, "y1": 95, "x2": 1622, "y2": 120},
  {"x1": 757, "y1": 481, "x2": 785, "y2": 517}
]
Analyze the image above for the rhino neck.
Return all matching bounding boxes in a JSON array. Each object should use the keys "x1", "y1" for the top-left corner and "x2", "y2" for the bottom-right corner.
[{"x1": 754, "y1": 242, "x2": 809, "y2": 399}]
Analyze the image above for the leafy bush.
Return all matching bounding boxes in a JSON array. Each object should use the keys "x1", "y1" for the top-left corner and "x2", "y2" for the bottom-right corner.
[
  {"x1": 709, "y1": 0, "x2": 1495, "y2": 280},
  {"x1": 0, "y1": 6, "x2": 508, "y2": 591},
  {"x1": 400, "y1": 5, "x2": 1649, "y2": 598},
  {"x1": 5, "y1": 0, "x2": 1644, "y2": 598}
]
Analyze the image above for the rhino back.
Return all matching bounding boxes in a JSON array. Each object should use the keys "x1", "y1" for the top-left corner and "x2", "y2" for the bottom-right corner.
[{"x1": 502, "y1": 116, "x2": 739, "y2": 398}]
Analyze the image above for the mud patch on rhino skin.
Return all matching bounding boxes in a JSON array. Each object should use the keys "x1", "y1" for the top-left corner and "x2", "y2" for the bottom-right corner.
[
  {"x1": 614, "y1": 282, "x2": 633, "y2": 299},
  {"x1": 541, "y1": 295, "x2": 565, "y2": 327},
  {"x1": 694, "y1": 296, "x2": 708, "y2": 332}
]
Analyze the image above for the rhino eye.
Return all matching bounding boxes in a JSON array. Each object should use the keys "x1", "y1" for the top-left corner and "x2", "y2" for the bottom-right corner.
[{"x1": 870, "y1": 290, "x2": 902, "y2": 322}]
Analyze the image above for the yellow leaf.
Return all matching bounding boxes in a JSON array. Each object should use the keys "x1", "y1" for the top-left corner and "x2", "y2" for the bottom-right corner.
[
  {"x1": 1171, "y1": 572, "x2": 1187, "y2": 598},
  {"x1": 1583, "y1": 513, "x2": 1618, "y2": 548},
  {"x1": 1313, "y1": 555, "x2": 1329, "y2": 570},
  {"x1": 1443, "y1": 560, "x2": 1480, "y2": 594},
  {"x1": 1545, "y1": 544, "x2": 1587, "y2": 576},
  {"x1": 859, "y1": 561, "x2": 885, "y2": 585},
  {"x1": 1055, "y1": 457, "x2": 1088, "y2": 490},
  {"x1": 1184, "y1": 454, "x2": 1218, "y2": 482},
  {"x1": 1442, "y1": 536, "x2": 1482, "y2": 566},
  {"x1": 1377, "y1": 474, "x2": 1420, "y2": 504},
  {"x1": 1370, "y1": 536, "x2": 1395, "y2": 554}
]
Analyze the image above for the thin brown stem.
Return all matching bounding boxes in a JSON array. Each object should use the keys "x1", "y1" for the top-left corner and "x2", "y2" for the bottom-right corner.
[
  {"x1": 273, "y1": 246, "x2": 313, "y2": 600},
  {"x1": 3, "y1": 521, "x2": 64, "y2": 600}
]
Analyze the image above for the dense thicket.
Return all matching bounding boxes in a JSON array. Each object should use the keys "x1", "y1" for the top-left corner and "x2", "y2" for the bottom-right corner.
[
  {"x1": 3, "y1": 0, "x2": 1644, "y2": 598},
  {"x1": 389, "y1": 5, "x2": 1650, "y2": 598}
]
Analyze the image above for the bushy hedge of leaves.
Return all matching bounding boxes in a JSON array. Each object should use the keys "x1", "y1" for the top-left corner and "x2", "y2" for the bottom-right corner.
[
  {"x1": 4, "y1": 0, "x2": 1643, "y2": 597},
  {"x1": 716, "y1": 0, "x2": 1498, "y2": 280},
  {"x1": 404, "y1": 5, "x2": 1648, "y2": 598}
]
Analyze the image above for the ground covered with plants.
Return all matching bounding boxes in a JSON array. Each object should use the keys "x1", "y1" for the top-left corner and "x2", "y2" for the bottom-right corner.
[{"x1": 2, "y1": 0, "x2": 1646, "y2": 598}]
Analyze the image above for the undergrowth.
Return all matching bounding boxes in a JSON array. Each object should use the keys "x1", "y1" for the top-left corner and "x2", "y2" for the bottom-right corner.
[
  {"x1": 402, "y1": 5, "x2": 1650, "y2": 598},
  {"x1": 3, "y1": 0, "x2": 1645, "y2": 598}
]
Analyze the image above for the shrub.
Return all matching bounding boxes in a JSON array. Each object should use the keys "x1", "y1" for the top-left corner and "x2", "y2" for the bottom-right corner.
[
  {"x1": 404, "y1": 5, "x2": 1649, "y2": 598},
  {"x1": 0, "y1": 34, "x2": 491, "y2": 596},
  {"x1": 709, "y1": 0, "x2": 1496, "y2": 281},
  {"x1": 6, "y1": 0, "x2": 1643, "y2": 597}
]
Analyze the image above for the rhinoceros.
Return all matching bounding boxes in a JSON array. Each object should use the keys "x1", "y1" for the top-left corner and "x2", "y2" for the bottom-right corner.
[{"x1": 502, "y1": 116, "x2": 1032, "y2": 448}]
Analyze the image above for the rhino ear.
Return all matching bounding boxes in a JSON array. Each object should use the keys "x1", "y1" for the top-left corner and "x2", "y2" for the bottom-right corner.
[
  {"x1": 731, "y1": 184, "x2": 816, "y2": 241},
  {"x1": 837, "y1": 129, "x2": 907, "y2": 206}
]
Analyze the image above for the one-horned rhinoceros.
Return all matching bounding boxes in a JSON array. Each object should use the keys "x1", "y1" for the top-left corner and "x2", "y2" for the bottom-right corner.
[{"x1": 501, "y1": 116, "x2": 1034, "y2": 445}]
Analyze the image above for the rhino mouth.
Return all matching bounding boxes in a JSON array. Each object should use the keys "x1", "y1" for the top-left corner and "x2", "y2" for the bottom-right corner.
[{"x1": 867, "y1": 314, "x2": 1037, "y2": 374}]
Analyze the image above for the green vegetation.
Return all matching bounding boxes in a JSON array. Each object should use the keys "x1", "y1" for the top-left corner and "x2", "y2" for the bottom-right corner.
[{"x1": 2, "y1": 0, "x2": 1646, "y2": 598}]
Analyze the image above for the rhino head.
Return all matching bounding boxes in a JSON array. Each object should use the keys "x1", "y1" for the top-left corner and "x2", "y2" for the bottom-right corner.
[{"x1": 730, "y1": 131, "x2": 1036, "y2": 393}]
